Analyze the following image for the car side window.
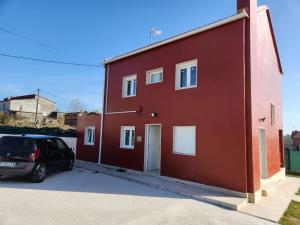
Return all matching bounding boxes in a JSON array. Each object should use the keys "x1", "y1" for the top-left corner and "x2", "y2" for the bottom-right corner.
[
  {"x1": 47, "y1": 139, "x2": 59, "y2": 152},
  {"x1": 37, "y1": 140, "x2": 47, "y2": 154},
  {"x1": 56, "y1": 139, "x2": 68, "y2": 152}
]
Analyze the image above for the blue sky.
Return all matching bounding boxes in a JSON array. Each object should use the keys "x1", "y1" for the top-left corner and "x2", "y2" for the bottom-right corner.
[{"x1": 0, "y1": 0, "x2": 299, "y2": 134}]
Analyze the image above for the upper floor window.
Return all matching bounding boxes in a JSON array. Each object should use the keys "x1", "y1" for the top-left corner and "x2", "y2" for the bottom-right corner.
[
  {"x1": 84, "y1": 126, "x2": 95, "y2": 146},
  {"x1": 146, "y1": 68, "x2": 163, "y2": 84},
  {"x1": 123, "y1": 75, "x2": 137, "y2": 97},
  {"x1": 120, "y1": 126, "x2": 135, "y2": 149},
  {"x1": 271, "y1": 104, "x2": 275, "y2": 126},
  {"x1": 175, "y1": 59, "x2": 197, "y2": 90}
]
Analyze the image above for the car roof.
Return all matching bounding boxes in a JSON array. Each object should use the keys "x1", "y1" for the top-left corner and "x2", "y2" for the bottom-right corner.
[{"x1": 1, "y1": 135, "x2": 58, "y2": 140}]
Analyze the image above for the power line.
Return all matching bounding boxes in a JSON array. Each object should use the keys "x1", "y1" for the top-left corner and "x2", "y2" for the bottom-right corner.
[
  {"x1": 0, "y1": 53, "x2": 102, "y2": 68},
  {"x1": 0, "y1": 26, "x2": 59, "y2": 51}
]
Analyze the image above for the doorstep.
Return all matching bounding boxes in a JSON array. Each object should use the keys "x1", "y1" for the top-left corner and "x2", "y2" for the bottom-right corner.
[
  {"x1": 239, "y1": 176, "x2": 300, "y2": 222},
  {"x1": 261, "y1": 168, "x2": 286, "y2": 197},
  {"x1": 75, "y1": 160, "x2": 248, "y2": 210}
]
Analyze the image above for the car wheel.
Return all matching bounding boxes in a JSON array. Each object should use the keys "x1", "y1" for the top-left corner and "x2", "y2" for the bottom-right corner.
[
  {"x1": 31, "y1": 164, "x2": 47, "y2": 183},
  {"x1": 65, "y1": 159, "x2": 74, "y2": 171}
]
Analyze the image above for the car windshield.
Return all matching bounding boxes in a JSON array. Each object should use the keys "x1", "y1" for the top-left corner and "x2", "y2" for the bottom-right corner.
[{"x1": 0, "y1": 136, "x2": 36, "y2": 156}]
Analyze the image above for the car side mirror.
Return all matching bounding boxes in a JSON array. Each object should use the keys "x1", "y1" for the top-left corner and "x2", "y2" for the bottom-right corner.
[{"x1": 71, "y1": 147, "x2": 75, "y2": 152}]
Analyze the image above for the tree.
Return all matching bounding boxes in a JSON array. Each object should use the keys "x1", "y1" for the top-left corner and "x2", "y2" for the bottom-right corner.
[{"x1": 68, "y1": 99, "x2": 86, "y2": 112}]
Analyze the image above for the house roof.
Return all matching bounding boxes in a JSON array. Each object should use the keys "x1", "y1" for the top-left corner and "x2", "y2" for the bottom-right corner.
[
  {"x1": 103, "y1": 10, "x2": 249, "y2": 65},
  {"x1": 1, "y1": 94, "x2": 56, "y2": 104},
  {"x1": 103, "y1": 6, "x2": 283, "y2": 75},
  {"x1": 292, "y1": 131, "x2": 300, "y2": 139},
  {"x1": 265, "y1": 9, "x2": 283, "y2": 74}
]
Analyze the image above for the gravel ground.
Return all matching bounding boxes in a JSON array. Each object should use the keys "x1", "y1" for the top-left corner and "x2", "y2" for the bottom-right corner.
[{"x1": 0, "y1": 168, "x2": 276, "y2": 225}]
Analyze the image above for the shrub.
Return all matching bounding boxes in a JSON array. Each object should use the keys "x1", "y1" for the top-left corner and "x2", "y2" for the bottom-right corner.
[{"x1": 0, "y1": 112, "x2": 10, "y2": 125}]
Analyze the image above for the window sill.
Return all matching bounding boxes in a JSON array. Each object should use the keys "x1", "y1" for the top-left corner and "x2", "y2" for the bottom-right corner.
[
  {"x1": 120, "y1": 146, "x2": 134, "y2": 150},
  {"x1": 84, "y1": 143, "x2": 95, "y2": 146},
  {"x1": 122, "y1": 95, "x2": 136, "y2": 98},
  {"x1": 173, "y1": 152, "x2": 196, "y2": 157},
  {"x1": 175, "y1": 85, "x2": 197, "y2": 91},
  {"x1": 146, "y1": 80, "x2": 163, "y2": 85}
]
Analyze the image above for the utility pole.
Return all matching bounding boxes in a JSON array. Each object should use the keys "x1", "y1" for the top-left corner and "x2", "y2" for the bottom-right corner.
[{"x1": 35, "y1": 88, "x2": 40, "y2": 127}]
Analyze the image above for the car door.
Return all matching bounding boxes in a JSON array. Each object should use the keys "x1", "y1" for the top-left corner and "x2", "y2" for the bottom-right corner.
[
  {"x1": 55, "y1": 138, "x2": 70, "y2": 164},
  {"x1": 46, "y1": 139, "x2": 64, "y2": 168}
]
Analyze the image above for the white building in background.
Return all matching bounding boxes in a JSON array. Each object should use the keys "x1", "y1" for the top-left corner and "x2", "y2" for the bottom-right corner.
[{"x1": 0, "y1": 94, "x2": 56, "y2": 121}]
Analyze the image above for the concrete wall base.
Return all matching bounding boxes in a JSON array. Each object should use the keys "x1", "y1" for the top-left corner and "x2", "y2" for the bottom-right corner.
[
  {"x1": 100, "y1": 163, "x2": 247, "y2": 198},
  {"x1": 247, "y1": 167, "x2": 286, "y2": 203}
]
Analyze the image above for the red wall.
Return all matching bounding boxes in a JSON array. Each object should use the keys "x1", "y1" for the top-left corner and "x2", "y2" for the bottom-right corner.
[
  {"x1": 76, "y1": 114, "x2": 101, "y2": 163},
  {"x1": 102, "y1": 20, "x2": 249, "y2": 193},
  {"x1": 247, "y1": 10, "x2": 283, "y2": 193}
]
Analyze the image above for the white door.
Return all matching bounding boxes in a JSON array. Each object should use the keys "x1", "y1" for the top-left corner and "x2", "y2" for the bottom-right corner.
[
  {"x1": 146, "y1": 125, "x2": 161, "y2": 172},
  {"x1": 259, "y1": 128, "x2": 268, "y2": 179}
]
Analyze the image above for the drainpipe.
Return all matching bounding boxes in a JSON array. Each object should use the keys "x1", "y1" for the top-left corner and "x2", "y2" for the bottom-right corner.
[
  {"x1": 98, "y1": 64, "x2": 108, "y2": 165},
  {"x1": 238, "y1": 0, "x2": 257, "y2": 195}
]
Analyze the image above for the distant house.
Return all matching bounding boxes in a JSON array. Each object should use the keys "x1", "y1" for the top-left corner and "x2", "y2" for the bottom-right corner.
[
  {"x1": 76, "y1": 113, "x2": 101, "y2": 163},
  {"x1": 0, "y1": 94, "x2": 56, "y2": 122},
  {"x1": 284, "y1": 135, "x2": 294, "y2": 149},
  {"x1": 292, "y1": 131, "x2": 300, "y2": 149},
  {"x1": 64, "y1": 112, "x2": 82, "y2": 127}
]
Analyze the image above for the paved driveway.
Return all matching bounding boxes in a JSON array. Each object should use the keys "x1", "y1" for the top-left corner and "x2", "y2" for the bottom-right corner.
[{"x1": 0, "y1": 168, "x2": 275, "y2": 225}]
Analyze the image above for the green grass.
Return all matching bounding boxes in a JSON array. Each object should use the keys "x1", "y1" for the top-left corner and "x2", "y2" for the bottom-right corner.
[
  {"x1": 279, "y1": 200, "x2": 300, "y2": 225},
  {"x1": 296, "y1": 188, "x2": 300, "y2": 196}
]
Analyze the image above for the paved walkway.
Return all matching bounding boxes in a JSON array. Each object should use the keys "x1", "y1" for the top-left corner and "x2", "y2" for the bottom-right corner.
[
  {"x1": 75, "y1": 161, "x2": 300, "y2": 223},
  {"x1": 0, "y1": 167, "x2": 275, "y2": 225},
  {"x1": 240, "y1": 176, "x2": 300, "y2": 222},
  {"x1": 75, "y1": 160, "x2": 248, "y2": 210}
]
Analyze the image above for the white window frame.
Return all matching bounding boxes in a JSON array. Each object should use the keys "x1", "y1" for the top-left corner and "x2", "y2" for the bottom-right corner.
[
  {"x1": 84, "y1": 126, "x2": 95, "y2": 146},
  {"x1": 122, "y1": 74, "x2": 137, "y2": 98},
  {"x1": 173, "y1": 126, "x2": 196, "y2": 156},
  {"x1": 120, "y1": 126, "x2": 135, "y2": 149},
  {"x1": 146, "y1": 68, "x2": 163, "y2": 85},
  {"x1": 175, "y1": 59, "x2": 198, "y2": 90},
  {"x1": 271, "y1": 103, "x2": 275, "y2": 126}
]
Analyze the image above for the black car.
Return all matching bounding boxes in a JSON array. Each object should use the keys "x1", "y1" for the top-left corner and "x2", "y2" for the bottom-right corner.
[{"x1": 0, "y1": 135, "x2": 75, "y2": 183}]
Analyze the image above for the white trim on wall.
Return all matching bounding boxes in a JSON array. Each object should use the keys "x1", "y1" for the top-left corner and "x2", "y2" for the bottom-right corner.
[{"x1": 105, "y1": 111, "x2": 137, "y2": 115}]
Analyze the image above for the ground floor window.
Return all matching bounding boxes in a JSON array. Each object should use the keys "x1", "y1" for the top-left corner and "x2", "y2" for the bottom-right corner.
[
  {"x1": 173, "y1": 126, "x2": 196, "y2": 156},
  {"x1": 84, "y1": 127, "x2": 95, "y2": 146},
  {"x1": 120, "y1": 126, "x2": 135, "y2": 149}
]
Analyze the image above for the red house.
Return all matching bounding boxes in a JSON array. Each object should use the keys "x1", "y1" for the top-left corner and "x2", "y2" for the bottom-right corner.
[
  {"x1": 100, "y1": 0, "x2": 284, "y2": 203},
  {"x1": 76, "y1": 113, "x2": 101, "y2": 163}
]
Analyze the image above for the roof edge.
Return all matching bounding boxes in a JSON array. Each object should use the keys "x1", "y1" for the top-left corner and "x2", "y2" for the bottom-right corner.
[
  {"x1": 2, "y1": 94, "x2": 56, "y2": 104},
  {"x1": 266, "y1": 9, "x2": 283, "y2": 74},
  {"x1": 103, "y1": 10, "x2": 249, "y2": 65},
  {"x1": 256, "y1": 6, "x2": 283, "y2": 74}
]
